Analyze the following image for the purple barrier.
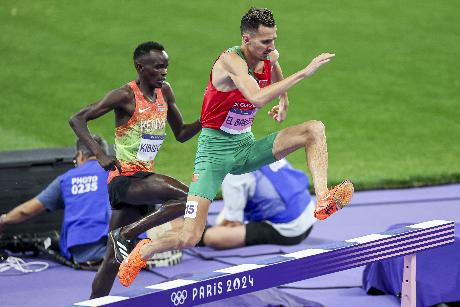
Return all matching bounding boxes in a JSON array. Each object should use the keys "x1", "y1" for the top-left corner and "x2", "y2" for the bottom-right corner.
[{"x1": 73, "y1": 220, "x2": 454, "y2": 307}]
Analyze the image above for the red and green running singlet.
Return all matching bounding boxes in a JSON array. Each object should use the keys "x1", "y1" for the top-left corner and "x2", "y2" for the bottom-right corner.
[
  {"x1": 108, "y1": 81, "x2": 168, "y2": 183},
  {"x1": 200, "y1": 46, "x2": 272, "y2": 134}
]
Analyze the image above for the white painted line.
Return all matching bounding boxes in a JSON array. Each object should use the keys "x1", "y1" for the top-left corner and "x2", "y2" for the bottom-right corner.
[
  {"x1": 215, "y1": 264, "x2": 265, "y2": 274},
  {"x1": 283, "y1": 249, "x2": 328, "y2": 259},
  {"x1": 74, "y1": 296, "x2": 129, "y2": 306},
  {"x1": 408, "y1": 220, "x2": 453, "y2": 229},
  {"x1": 146, "y1": 279, "x2": 197, "y2": 290},
  {"x1": 346, "y1": 234, "x2": 391, "y2": 244}
]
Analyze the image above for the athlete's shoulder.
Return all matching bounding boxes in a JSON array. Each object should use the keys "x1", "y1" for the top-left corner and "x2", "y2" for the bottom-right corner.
[
  {"x1": 118, "y1": 84, "x2": 135, "y2": 99},
  {"x1": 160, "y1": 81, "x2": 172, "y2": 92},
  {"x1": 222, "y1": 49, "x2": 243, "y2": 59},
  {"x1": 107, "y1": 84, "x2": 134, "y2": 105},
  {"x1": 160, "y1": 81, "x2": 174, "y2": 103},
  {"x1": 220, "y1": 49, "x2": 247, "y2": 72}
]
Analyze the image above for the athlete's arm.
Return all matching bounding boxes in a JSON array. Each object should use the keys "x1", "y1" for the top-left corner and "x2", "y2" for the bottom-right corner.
[
  {"x1": 268, "y1": 50, "x2": 289, "y2": 122},
  {"x1": 269, "y1": 50, "x2": 285, "y2": 84},
  {"x1": 162, "y1": 83, "x2": 201, "y2": 143},
  {"x1": 223, "y1": 51, "x2": 335, "y2": 108},
  {"x1": 69, "y1": 89, "x2": 130, "y2": 172}
]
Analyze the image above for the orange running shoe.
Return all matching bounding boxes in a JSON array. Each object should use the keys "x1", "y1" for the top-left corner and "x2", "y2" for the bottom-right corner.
[
  {"x1": 118, "y1": 238, "x2": 151, "y2": 287},
  {"x1": 314, "y1": 180, "x2": 354, "y2": 220}
]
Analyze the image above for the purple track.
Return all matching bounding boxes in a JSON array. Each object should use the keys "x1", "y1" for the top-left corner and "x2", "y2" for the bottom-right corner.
[{"x1": 1, "y1": 184, "x2": 459, "y2": 307}]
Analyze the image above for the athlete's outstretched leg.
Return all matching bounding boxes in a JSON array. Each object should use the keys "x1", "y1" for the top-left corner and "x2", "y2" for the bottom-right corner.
[
  {"x1": 119, "y1": 200, "x2": 186, "y2": 240},
  {"x1": 90, "y1": 206, "x2": 143, "y2": 298},
  {"x1": 273, "y1": 120, "x2": 329, "y2": 196},
  {"x1": 272, "y1": 120, "x2": 353, "y2": 220},
  {"x1": 117, "y1": 196, "x2": 211, "y2": 287},
  {"x1": 109, "y1": 174, "x2": 188, "y2": 263},
  {"x1": 112, "y1": 173, "x2": 188, "y2": 247},
  {"x1": 119, "y1": 174, "x2": 189, "y2": 206}
]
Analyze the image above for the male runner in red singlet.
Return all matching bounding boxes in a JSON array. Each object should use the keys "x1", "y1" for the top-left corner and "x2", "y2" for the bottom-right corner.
[
  {"x1": 118, "y1": 8, "x2": 354, "y2": 286},
  {"x1": 69, "y1": 42, "x2": 201, "y2": 298}
]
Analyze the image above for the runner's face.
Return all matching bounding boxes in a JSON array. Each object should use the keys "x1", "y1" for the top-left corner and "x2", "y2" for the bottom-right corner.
[
  {"x1": 247, "y1": 25, "x2": 277, "y2": 60},
  {"x1": 137, "y1": 50, "x2": 169, "y2": 88}
]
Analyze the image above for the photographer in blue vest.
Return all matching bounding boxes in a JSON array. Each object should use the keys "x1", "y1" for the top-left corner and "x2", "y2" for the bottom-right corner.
[
  {"x1": 201, "y1": 158, "x2": 316, "y2": 249},
  {"x1": 0, "y1": 135, "x2": 111, "y2": 263}
]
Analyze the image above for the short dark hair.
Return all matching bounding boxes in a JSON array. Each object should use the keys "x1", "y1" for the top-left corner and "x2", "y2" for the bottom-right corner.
[
  {"x1": 76, "y1": 135, "x2": 109, "y2": 157},
  {"x1": 133, "y1": 41, "x2": 165, "y2": 62},
  {"x1": 240, "y1": 7, "x2": 276, "y2": 35}
]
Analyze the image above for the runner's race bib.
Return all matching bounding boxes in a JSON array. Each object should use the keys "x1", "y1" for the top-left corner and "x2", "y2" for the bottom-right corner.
[
  {"x1": 220, "y1": 105, "x2": 257, "y2": 134},
  {"x1": 137, "y1": 134, "x2": 165, "y2": 161}
]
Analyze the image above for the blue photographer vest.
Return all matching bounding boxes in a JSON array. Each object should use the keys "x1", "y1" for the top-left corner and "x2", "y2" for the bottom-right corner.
[
  {"x1": 58, "y1": 160, "x2": 110, "y2": 260},
  {"x1": 244, "y1": 159, "x2": 311, "y2": 223}
]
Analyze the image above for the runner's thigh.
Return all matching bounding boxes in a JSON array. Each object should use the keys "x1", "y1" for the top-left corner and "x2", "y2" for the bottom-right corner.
[
  {"x1": 231, "y1": 132, "x2": 278, "y2": 175},
  {"x1": 124, "y1": 173, "x2": 188, "y2": 205}
]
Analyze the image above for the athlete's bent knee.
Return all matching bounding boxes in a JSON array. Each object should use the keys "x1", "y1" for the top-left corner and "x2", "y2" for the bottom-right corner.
[
  {"x1": 305, "y1": 120, "x2": 325, "y2": 134},
  {"x1": 177, "y1": 230, "x2": 203, "y2": 249},
  {"x1": 303, "y1": 120, "x2": 325, "y2": 144}
]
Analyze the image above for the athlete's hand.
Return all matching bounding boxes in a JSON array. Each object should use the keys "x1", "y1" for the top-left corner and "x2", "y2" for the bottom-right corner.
[
  {"x1": 302, "y1": 53, "x2": 335, "y2": 77},
  {"x1": 97, "y1": 153, "x2": 123, "y2": 173},
  {"x1": 268, "y1": 102, "x2": 288, "y2": 122}
]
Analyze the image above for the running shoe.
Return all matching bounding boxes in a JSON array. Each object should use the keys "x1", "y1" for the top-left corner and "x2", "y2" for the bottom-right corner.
[
  {"x1": 314, "y1": 180, "x2": 354, "y2": 220},
  {"x1": 118, "y1": 238, "x2": 151, "y2": 287},
  {"x1": 110, "y1": 227, "x2": 134, "y2": 264}
]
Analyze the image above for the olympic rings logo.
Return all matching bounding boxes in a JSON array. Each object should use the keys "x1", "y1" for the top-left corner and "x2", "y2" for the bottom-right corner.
[{"x1": 170, "y1": 290, "x2": 188, "y2": 305}]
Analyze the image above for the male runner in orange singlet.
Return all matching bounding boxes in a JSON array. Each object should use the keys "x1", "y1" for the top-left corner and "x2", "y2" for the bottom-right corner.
[{"x1": 70, "y1": 42, "x2": 201, "y2": 297}]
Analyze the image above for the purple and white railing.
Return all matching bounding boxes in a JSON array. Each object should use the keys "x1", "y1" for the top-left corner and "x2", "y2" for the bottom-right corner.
[{"x1": 74, "y1": 220, "x2": 455, "y2": 307}]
